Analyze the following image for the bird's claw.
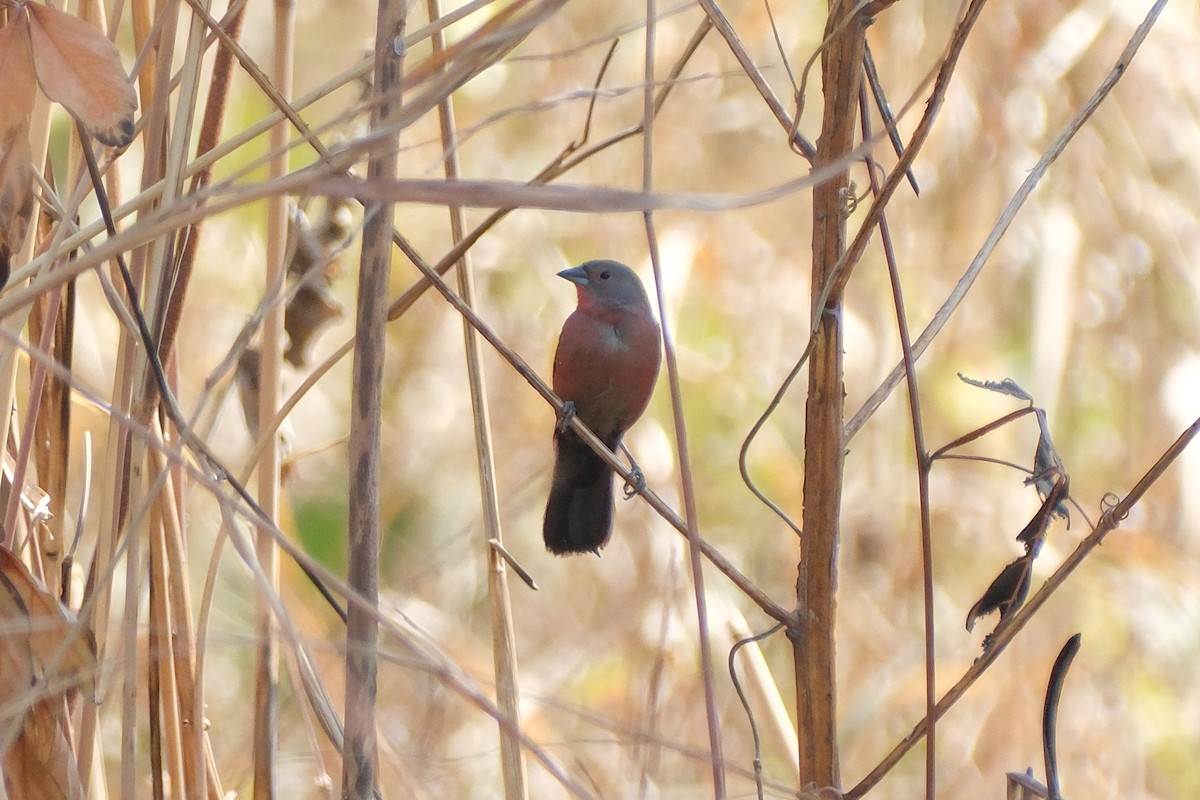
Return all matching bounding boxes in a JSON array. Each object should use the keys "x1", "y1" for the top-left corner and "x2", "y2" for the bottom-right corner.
[
  {"x1": 623, "y1": 465, "x2": 646, "y2": 499},
  {"x1": 555, "y1": 400, "x2": 576, "y2": 434}
]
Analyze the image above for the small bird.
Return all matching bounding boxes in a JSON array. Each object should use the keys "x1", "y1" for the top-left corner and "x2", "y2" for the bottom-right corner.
[{"x1": 543, "y1": 260, "x2": 661, "y2": 555}]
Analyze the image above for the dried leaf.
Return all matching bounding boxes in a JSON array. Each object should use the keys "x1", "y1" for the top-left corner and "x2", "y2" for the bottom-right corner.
[
  {"x1": 966, "y1": 551, "x2": 1034, "y2": 633},
  {"x1": 1015, "y1": 476, "x2": 1069, "y2": 550},
  {"x1": 968, "y1": 478, "x2": 1070, "y2": 639},
  {"x1": 26, "y1": 3, "x2": 136, "y2": 147},
  {"x1": 1025, "y1": 410, "x2": 1070, "y2": 522},
  {"x1": 317, "y1": 197, "x2": 355, "y2": 253},
  {"x1": 286, "y1": 205, "x2": 326, "y2": 280},
  {"x1": 3, "y1": 708, "x2": 81, "y2": 800},
  {"x1": 0, "y1": 572, "x2": 36, "y2": 704},
  {"x1": 0, "y1": 15, "x2": 37, "y2": 286},
  {"x1": 287, "y1": 199, "x2": 354, "y2": 283},
  {"x1": 957, "y1": 373, "x2": 1033, "y2": 402},
  {"x1": 285, "y1": 282, "x2": 343, "y2": 367},
  {"x1": 0, "y1": 126, "x2": 33, "y2": 288},
  {"x1": 235, "y1": 348, "x2": 262, "y2": 436},
  {"x1": 0, "y1": 548, "x2": 96, "y2": 702},
  {"x1": 0, "y1": 12, "x2": 37, "y2": 130}
]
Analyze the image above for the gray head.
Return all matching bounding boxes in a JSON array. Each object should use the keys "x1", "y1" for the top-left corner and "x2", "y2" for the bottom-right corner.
[{"x1": 557, "y1": 260, "x2": 651, "y2": 310}]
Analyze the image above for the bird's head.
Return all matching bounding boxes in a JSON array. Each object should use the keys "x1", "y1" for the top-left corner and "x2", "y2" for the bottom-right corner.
[{"x1": 557, "y1": 260, "x2": 651, "y2": 311}]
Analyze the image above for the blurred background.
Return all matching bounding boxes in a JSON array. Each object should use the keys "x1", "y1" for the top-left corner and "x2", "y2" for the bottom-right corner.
[{"x1": 62, "y1": 0, "x2": 1200, "y2": 796}]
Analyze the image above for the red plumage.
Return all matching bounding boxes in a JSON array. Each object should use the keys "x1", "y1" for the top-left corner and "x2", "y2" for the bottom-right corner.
[{"x1": 543, "y1": 260, "x2": 661, "y2": 555}]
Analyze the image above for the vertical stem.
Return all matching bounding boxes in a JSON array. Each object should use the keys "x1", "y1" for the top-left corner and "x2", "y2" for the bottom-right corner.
[
  {"x1": 860, "y1": 87, "x2": 937, "y2": 798},
  {"x1": 344, "y1": 2, "x2": 405, "y2": 797},
  {"x1": 425, "y1": 0, "x2": 528, "y2": 795},
  {"x1": 641, "y1": 0, "x2": 724, "y2": 795},
  {"x1": 795, "y1": 2, "x2": 865, "y2": 792},
  {"x1": 159, "y1": 3, "x2": 248, "y2": 374},
  {"x1": 253, "y1": 1, "x2": 294, "y2": 796},
  {"x1": 122, "y1": 0, "x2": 183, "y2": 791}
]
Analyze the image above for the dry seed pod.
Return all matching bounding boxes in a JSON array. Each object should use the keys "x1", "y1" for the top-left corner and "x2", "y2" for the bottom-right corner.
[
  {"x1": 285, "y1": 205, "x2": 325, "y2": 281},
  {"x1": 235, "y1": 348, "x2": 262, "y2": 437},
  {"x1": 285, "y1": 283, "x2": 342, "y2": 367}
]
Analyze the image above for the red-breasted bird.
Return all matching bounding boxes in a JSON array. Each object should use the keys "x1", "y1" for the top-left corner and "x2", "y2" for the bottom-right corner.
[{"x1": 543, "y1": 260, "x2": 662, "y2": 555}]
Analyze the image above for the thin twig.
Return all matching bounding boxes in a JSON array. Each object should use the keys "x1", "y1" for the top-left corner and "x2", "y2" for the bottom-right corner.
[
  {"x1": 736, "y1": 0, "x2": 980, "y2": 516},
  {"x1": 728, "y1": 622, "x2": 785, "y2": 800},
  {"x1": 823, "y1": 0, "x2": 988, "y2": 306},
  {"x1": 847, "y1": 0, "x2": 1169, "y2": 440},
  {"x1": 251, "y1": 3, "x2": 293, "y2": 794},
  {"x1": 860, "y1": 84, "x2": 937, "y2": 800},
  {"x1": 847, "y1": 414, "x2": 1200, "y2": 797},
  {"x1": 641, "y1": 0, "x2": 724, "y2": 796},
  {"x1": 427, "y1": 0, "x2": 529, "y2": 794},
  {"x1": 862, "y1": 41, "x2": 918, "y2": 195},
  {"x1": 695, "y1": 0, "x2": 816, "y2": 158}
]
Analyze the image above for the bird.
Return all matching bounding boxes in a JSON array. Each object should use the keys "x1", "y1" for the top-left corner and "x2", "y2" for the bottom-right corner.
[{"x1": 543, "y1": 260, "x2": 661, "y2": 555}]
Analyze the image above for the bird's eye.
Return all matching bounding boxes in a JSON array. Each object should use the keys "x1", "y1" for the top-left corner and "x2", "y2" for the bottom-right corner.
[{"x1": 599, "y1": 270, "x2": 611, "y2": 280}]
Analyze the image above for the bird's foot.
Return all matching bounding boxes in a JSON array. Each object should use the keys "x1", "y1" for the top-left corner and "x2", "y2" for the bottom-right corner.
[
  {"x1": 555, "y1": 400, "x2": 576, "y2": 434},
  {"x1": 622, "y1": 461, "x2": 646, "y2": 500},
  {"x1": 620, "y1": 445, "x2": 646, "y2": 499}
]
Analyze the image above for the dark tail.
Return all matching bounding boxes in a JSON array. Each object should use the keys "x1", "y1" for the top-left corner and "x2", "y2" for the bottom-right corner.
[{"x1": 543, "y1": 431, "x2": 617, "y2": 555}]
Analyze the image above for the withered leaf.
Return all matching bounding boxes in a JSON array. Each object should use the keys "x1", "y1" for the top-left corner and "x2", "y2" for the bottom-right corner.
[
  {"x1": 0, "y1": 547, "x2": 97, "y2": 702},
  {"x1": 285, "y1": 282, "x2": 343, "y2": 367},
  {"x1": 1025, "y1": 411, "x2": 1070, "y2": 522},
  {"x1": 1016, "y1": 475, "x2": 1069, "y2": 551},
  {"x1": 235, "y1": 348, "x2": 262, "y2": 436},
  {"x1": 0, "y1": 126, "x2": 34, "y2": 288},
  {"x1": 957, "y1": 373, "x2": 1033, "y2": 402},
  {"x1": 3, "y1": 710, "x2": 81, "y2": 800},
  {"x1": 0, "y1": 12, "x2": 37, "y2": 129},
  {"x1": 0, "y1": 13, "x2": 37, "y2": 286},
  {"x1": 286, "y1": 205, "x2": 325, "y2": 280},
  {"x1": 287, "y1": 200, "x2": 354, "y2": 283},
  {"x1": 317, "y1": 198, "x2": 355, "y2": 253},
  {"x1": 966, "y1": 551, "x2": 1034, "y2": 633},
  {"x1": 26, "y1": 3, "x2": 137, "y2": 147}
]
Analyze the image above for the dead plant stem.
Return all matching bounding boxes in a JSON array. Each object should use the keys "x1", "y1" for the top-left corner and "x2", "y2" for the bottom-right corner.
[
  {"x1": 794, "y1": 1, "x2": 866, "y2": 791},
  {"x1": 847, "y1": 0, "x2": 1168, "y2": 440},
  {"x1": 251, "y1": 2, "x2": 293, "y2": 796},
  {"x1": 642, "y1": 0, "x2": 724, "y2": 795},
  {"x1": 427, "y1": 0, "x2": 529, "y2": 795},
  {"x1": 861, "y1": 87, "x2": 937, "y2": 800},
  {"x1": 343, "y1": 1, "x2": 406, "y2": 796}
]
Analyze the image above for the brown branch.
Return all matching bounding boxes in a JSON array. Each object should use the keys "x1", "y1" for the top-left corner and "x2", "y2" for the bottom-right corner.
[
  {"x1": 821, "y1": 0, "x2": 990, "y2": 316},
  {"x1": 343, "y1": 1, "x2": 405, "y2": 797},
  {"x1": 427, "y1": 0, "x2": 529, "y2": 794},
  {"x1": 794, "y1": 1, "x2": 866, "y2": 792}
]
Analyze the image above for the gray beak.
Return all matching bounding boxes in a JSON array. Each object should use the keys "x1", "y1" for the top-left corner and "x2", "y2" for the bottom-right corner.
[{"x1": 557, "y1": 266, "x2": 588, "y2": 286}]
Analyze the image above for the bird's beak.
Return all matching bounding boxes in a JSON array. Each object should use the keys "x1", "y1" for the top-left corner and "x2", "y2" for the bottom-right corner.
[{"x1": 557, "y1": 267, "x2": 588, "y2": 287}]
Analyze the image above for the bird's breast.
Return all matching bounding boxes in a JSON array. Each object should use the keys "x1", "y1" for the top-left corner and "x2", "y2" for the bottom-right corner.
[{"x1": 552, "y1": 307, "x2": 661, "y2": 438}]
